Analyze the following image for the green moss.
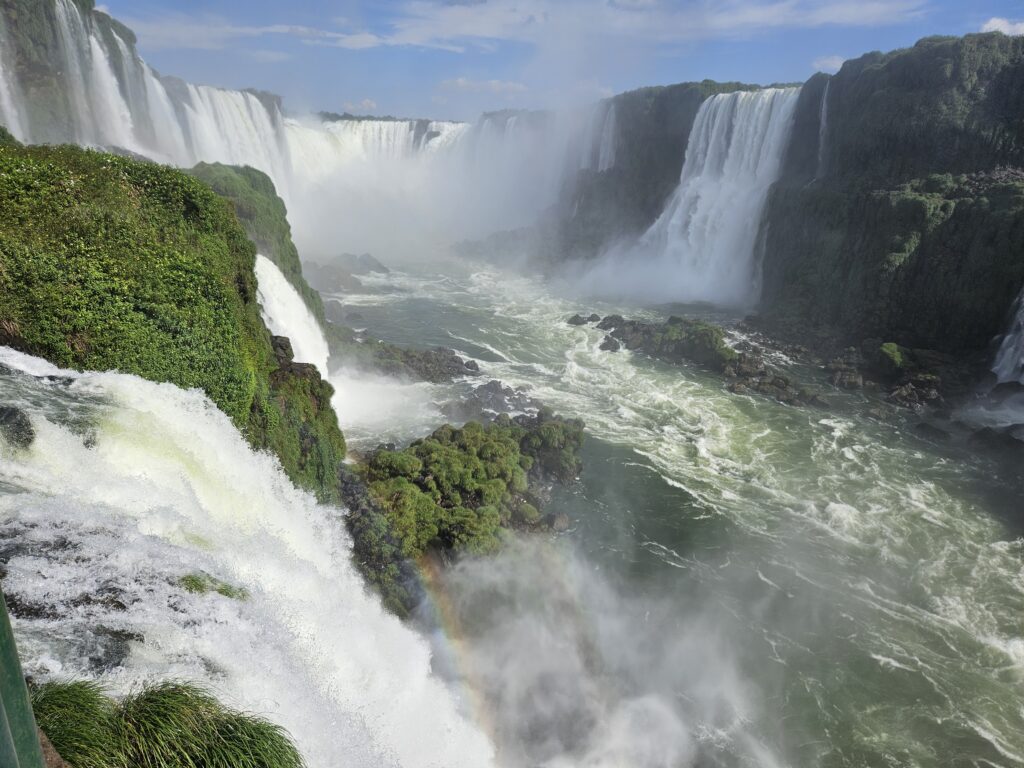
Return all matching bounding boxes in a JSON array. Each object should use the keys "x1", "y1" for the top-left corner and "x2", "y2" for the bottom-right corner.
[
  {"x1": 188, "y1": 163, "x2": 325, "y2": 322},
  {"x1": 0, "y1": 143, "x2": 344, "y2": 500},
  {"x1": 346, "y1": 411, "x2": 584, "y2": 614},
  {"x1": 32, "y1": 680, "x2": 304, "y2": 768},
  {"x1": 178, "y1": 572, "x2": 249, "y2": 600},
  {"x1": 0, "y1": 125, "x2": 19, "y2": 147},
  {"x1": 879, "y1": 342, "x2": 906, "y2": 369},
  {"x1": 609, "y1": 316, "x2": 737, "y2": 371}
]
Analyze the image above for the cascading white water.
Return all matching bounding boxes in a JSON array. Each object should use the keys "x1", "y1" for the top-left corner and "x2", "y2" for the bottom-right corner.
[
  {"x1": 0, "y1": 0, "x2": 593, "y2": 263},
  {"x1": 0, "y1": 14, "x2": 26, "y2": 141},
  {"x1": 53, "y1": 0, "x2": 97, "y2": 144},
  {"x1": 254, "y1": 255, "x2": 331, "y2": 377},
  {"x1": 816, "y1": 80, "x2": 831, "y2": 179},
  {"x1": 0, "y1": 348, "x2": 495, "y2": 768},
  {"x1": 577, "y1": 88, "x2": 800, "y2": 307},
  {"x1": 578, "y1": 103, "x2": 617, "y2": 173},
  {"x1": 993, "y1": 289, "x2": 1024, "y2": 384},
  {"x1": 85, "y1": 33, "x2": 137, "y2": 151},
  {"x1": 597, "y1": 104, "x2": 617, "y2": 172}
]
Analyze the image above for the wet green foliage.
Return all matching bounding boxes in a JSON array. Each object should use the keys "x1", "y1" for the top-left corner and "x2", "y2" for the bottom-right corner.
[
  {"x1": 346, "y1": 410, "x2": 584, "y2": 614},
  {"x1": 32, "y1": 680, "x2": 304, "y2": 768},
  {"x1": 188, "y1": 163, "x2": 325, "y2": 321},
  {"x1": 762, "y1": 33, "x2": 1024, "y2": 354},
  {"x1": 0, "y1": 143, "x2": 344, "y2": 500}
]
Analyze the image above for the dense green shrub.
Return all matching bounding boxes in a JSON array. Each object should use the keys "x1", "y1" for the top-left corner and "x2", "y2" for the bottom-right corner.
[
  {"x1": 0, "y1": 143, "x2": 344, "y2": 499},
  {"x1": 187, "y1": 163, "x2": 325, "y2": 321},
  {"x1": 32, "y1": 680, "x2": 304, "y2": 768},
  {"x1": 359, "y1": 411, "x2": 584, "y2": 562}
]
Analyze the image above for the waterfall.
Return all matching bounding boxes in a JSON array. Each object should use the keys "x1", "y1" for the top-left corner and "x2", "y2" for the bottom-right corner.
[
  {"x1": 993, "y1": 289, "x2": 1024, "y2": 384},
  {"x1": 254, "y1": 255, "x2": 331, "y2": 377},
  {"x1": 0, "y1": 0, "x2": 591, "y2": 258},
  {"x1": 580, "y1": 88, "x2": 800, "y2": 306},
  {"x1": 578, "y1": 103, "x2": 617, "y2": 172},
  {"x1": 597, "y1": 104, "x2": 617, "y2": 172},
  {"x1": 85, "y1": 33, "x2": 137, "y2": 150},
  {"x1": 0, "y1": 348, "x2": 495, "y2": 768},
  {"x1": 0, "y1": 14, "x2": 26, "y2": 140},
  {"x1": 816, "y1": 80, "x2": 831, "y2": 179},
  {"x1": 53, "y1": 0, "x2": 97, "y2": 144}
]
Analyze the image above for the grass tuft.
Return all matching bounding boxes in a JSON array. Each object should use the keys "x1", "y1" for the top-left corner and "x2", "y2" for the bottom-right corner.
[{"x1": 31, "y1": 679, "x2": 303, "y2": 768}]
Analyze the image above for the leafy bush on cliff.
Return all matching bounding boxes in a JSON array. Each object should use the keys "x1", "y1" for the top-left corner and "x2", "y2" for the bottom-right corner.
[
  {"x1": 31, "y1": 680, "x2": 304, "y2": 768},
  {"x1": 0, "y1": 143, "x2": 344, "y2": 499},
  {"x1": 188, "y1": 163, "x2": 325, "y2": 320},
  {"x1": 346, "y1": 411, "x2": 584, "y2": 613}
]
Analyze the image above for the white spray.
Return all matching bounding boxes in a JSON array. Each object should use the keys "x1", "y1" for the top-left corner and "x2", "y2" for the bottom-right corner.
[
  {"x1": 254, "y1": 255, "x2": 330, "y2": 377},
  {"x1": 0, "y1": 348, "x2": 496, "y2": 768},
  {"x1": 577, "y1": 88, "x2": 800, "y2": 307}
]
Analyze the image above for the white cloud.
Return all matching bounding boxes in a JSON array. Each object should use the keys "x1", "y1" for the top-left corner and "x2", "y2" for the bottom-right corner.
[
  {"x1": 115, "y1": 0, "x2": 929, "y2": 54},
  {"x1": 813, "y1": 54, "x2": 845, "y2": 72},
  {"x1": 440, "y1": 77, "x2": 528, "y2": 93},
  {"x1": 343, "y1": 98, "x2": 379, "y2": 112},
  {"x1": 982, "y1": 17, "x2": 1024, "y2": 36}
]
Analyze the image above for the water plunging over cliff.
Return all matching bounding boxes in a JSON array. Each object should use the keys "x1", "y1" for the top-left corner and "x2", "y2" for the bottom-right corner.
[
  {"x1": 993, "y1": 289, "x2": 1024, "y2": 384},
  {"x1": 577, "y1": 88, "x2": 800, "y2": 307},
  {"x1": 0, "y1": 349, "x2": 495, "y2": 768},
  {"x1": 254, "y1": 255, "x2": 331, "y2": 377},
  {"x1": 816, "y1": 80, "x2": 831, "y2": 179}
]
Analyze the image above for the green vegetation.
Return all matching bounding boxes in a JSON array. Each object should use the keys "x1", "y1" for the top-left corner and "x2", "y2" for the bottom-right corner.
[
  {"x1": 345, "y1": 411, "x2": 584, "y2": 615},
  {"x1": 178, "y1": 572, "x2": 248, "y2": 600},
  {"x1": 0, "y1": 143, "x2": 344, "y2": 500},
  {"x1": 0, "y1": 125, "x2": 18, "y2": 147},
  {"x1": 762, "y1": 171, "x2": 1024, "y2": 353},
  {"x1": 606, "y1": 316, "x2": 738, "y2": 371},
  {"x1": 187, "y1": 163, "x2": 325, "y2": 321},
  {"x1": 31, "y1": 680, "x2": 303, "y2": 768},
  {"x1": 761, "y1": 33, "x2": 1024, "y2": 354}
]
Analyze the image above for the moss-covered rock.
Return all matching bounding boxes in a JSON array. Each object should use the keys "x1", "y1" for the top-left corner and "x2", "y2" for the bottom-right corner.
[
  {"x1": 761, "y1": 172, "x2": 1024, "y2": 353},
  {"x1": 0, "y1": 143, "x2": 344, "y2": 500},
  {"x1": 762, "y1": 33, "x2": 1024, "y2": 356},
  {"x1": 601, "y1": 315, "x2": 738, "y2": 370},
  {"x1": 344, "y1": 410, "x2": 584, "y2": 615},
  {"x1": 187, "y1": 163, "x2": 325, "y2": 320}
]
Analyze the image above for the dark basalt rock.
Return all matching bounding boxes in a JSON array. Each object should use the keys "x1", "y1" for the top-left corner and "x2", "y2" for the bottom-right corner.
[
  {"x1": 336, "y1": 252, "x2": 389, "y2": 275},
  {"x1": 567, "y1": 314, "x2": 589, "y2": 326},
  {"x1": 0, "y1": 406, "x2": 34, "y2": 449},
  {"x1": 303, "y1": 261, "x2": 364, "y2": 293},
  {"x1": 442, "y1": 379, "x2": 541, "y2": 423},
  {"x1": 596, "y1": 314, "x2": 624, "y2": 331},
  {"x1": 599, "y1": 336, "x2": 621, "y2": 352}
]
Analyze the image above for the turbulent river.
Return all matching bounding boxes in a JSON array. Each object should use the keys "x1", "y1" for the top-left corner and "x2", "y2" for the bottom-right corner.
[
  {"x1": 328, "y1": 260, "x2": 1024, "y2": 767},
  {"x1": 3, "y1": 259, "x2": 1024, "y2": 768}
]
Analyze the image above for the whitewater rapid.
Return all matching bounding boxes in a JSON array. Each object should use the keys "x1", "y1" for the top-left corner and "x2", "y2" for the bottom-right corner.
[
  {"x1": 0, "y1": 348, "x2": 495, "y2": 768},
  {"x1": 330, "y1": 263, "x2": 1024, "y2": 767}
]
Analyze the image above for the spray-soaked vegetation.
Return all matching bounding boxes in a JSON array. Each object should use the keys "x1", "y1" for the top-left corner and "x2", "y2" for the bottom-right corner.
[
  {"x1": 345, "y1": 410, "x2": 584, "y2": 615},
  {"x1": 0, "y1": 143, "x2": 344, "y2": 500},
  {"x1": 31, "y1": 680, "x2": 304, "y2": 768},
  {"x1": 188, "y1": 163, "x2": 325, "y2": 320}
]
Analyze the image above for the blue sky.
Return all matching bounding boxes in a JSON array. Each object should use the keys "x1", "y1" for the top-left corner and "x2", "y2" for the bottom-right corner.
[{"x1": 96, "y1": 0, "x2": 1024, "y2": 121}]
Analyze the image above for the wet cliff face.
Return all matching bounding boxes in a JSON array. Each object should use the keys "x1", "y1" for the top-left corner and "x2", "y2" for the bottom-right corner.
[
  {"x1": 759, "y1": 33, "x2": 1024, "y2": 355},
  {"x1": 548, "y1": 80, "x2": 759, "y2": 264}
]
